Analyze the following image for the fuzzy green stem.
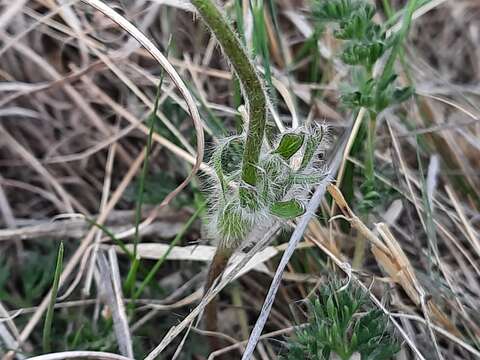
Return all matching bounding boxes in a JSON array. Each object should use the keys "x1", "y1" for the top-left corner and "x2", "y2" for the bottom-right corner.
[{"x1": 192, "y1": 0, "x2": 266, "y2": 188}]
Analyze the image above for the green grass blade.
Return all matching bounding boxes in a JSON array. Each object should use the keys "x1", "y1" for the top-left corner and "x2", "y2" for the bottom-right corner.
[
  {"x1": 42, "y1": 242, "x2": 64, "y2": 353},
  {"x1": 250, "y1": 0, "x2": 275, "y2": 98},
  {"x1": 83, "y1": 216, "x2": 132, "y2": 259},
  {"x1": 133, "y1": 77, "x2": 165, "y2": 257},
  {"x1": 378, "y1": 0, "x2": 417, "y2": 89},
  {"x1": 133, "y1": 203, "x2": 204, "y2": 300},
  {"x1": 126, "y1": 38, "x2": 172, "y2": 296}
]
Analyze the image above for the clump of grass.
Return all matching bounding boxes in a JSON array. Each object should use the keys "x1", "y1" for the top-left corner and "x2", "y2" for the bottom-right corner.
[{"x1": 283, "y1": 280, "x2": 400, "y2": 360}]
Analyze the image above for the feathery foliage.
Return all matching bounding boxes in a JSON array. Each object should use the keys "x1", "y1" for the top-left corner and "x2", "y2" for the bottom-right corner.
[{"x1": 283, "y1": 281, "x2": 400, "y2": 360}]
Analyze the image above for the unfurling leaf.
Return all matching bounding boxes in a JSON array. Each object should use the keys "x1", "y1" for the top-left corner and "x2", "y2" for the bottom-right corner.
[
  {"x1": 218, "y1": 200, "x2": 252, "y2": 242},
  {"x1": 391, "y1": 86, "x2": 414, "y2": 104},
  {"x1": 239, "y1": 183, "x2": 260, "y2": 210}
]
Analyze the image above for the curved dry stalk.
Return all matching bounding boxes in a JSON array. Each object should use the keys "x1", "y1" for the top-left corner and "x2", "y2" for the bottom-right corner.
[{"x1": 80, "y1": 0, "x2": 204, "y2": 208}]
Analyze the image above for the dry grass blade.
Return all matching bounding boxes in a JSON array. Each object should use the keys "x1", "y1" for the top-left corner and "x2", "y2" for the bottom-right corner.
[
  {"x1": 96, "y1": 250, "x2": 133, "y2": 358},
  {"x1": 0, "y1": 302, "x2": 22, "y2": 359},
  {"x1": 79, "y1": 0, "x2": 204, "y2": 207},
  {"x1": 107, "y1": 250, "x2": 133, "y2": 358},
  {"x1": 0, "y1": 0, "x2": 29, "y2": 31},
  {"x1": 27, "y1": 351, "x2": 133, "y2": 360},
  {"x1": 111, "y1": 243, "x2": 298, "y2": 280},
  {"x1": 388, "y1": 0, "x2": 449, "y2": 34},
  {"x1": 445, "y1": 185, "x2": 480, "y2": 258},
  {"x1": 83, "y1": 143, "x2": 117, "y2": 296},
  {"x1": 0, "y1": 125, "x2": 75, "y2": 213},
  {"x1": 85, "y1": 81, "x2": 210, "y2": 173}
]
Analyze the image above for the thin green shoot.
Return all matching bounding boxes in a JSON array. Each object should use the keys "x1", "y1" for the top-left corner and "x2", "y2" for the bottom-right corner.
[
  {"x1": 378, "y1": 0, "x2": 417, "y2": 91},
  {"x1": 42, "y1": 242, "x2": 64, "y2": 353},
  {"x1": 133, "y1": 203, "x2": 205, "y2": 300},
  {"x1": 125, "y1": 38, "x2": 171, "y2": 296},
  {"x1": 83, "y1": 216, "x2": 132, "y2": 259},
  {"x1": 250, "y1": 0, "x2": 275, "y2": 98},
  {"x1": 381, "y1": 0, "x2": 394, "y2": 19},
  {"x1": 133, "y1": 50, "x2": 169, "y2": 257}
]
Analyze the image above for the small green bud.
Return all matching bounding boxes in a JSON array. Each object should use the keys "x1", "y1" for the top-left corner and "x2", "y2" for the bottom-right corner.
[
  {"x1": 217, "y1": 200, "x2": 252, "y2": 242},
  {"x1": 211, "y1": 135, "x2": 244, "y2": 200},
  {"x1": 341, "y1": 41, "x2": 385, "y2": 68},
  {"x1": 299, "y1": 127, "x2": 325, "y2": 170},
  {"x1": 239, "y1": 183, "x2": 260, "y2": 210}
]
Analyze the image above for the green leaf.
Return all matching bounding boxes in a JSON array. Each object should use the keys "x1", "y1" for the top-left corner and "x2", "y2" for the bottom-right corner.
[
  {"x1": 270, "y1": 199, "x2": 305, "y2": 219},
  {"x1": 377, "y1": 73, "x2": 397, "y2": 92},
  {"x1": 326, "y1": 295, "x2": 337, "y2": 321},
  {"x1": 391, "y1": 86, "x2": 414, "y2": 104},
  {"x1": 274, "y1": 132, "x2": 304, "y2": 160},
  {"x1": 299, "y1": 126, "x2": 326, "y2": 170},
  {"x1": 43, "y1": 242, "x2": 64, "y2": 353}
]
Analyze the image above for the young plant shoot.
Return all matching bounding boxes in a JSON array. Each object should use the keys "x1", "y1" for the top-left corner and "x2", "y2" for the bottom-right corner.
[{"x1": 192, "y1": 0, "x2": 331, "y2": 342}]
